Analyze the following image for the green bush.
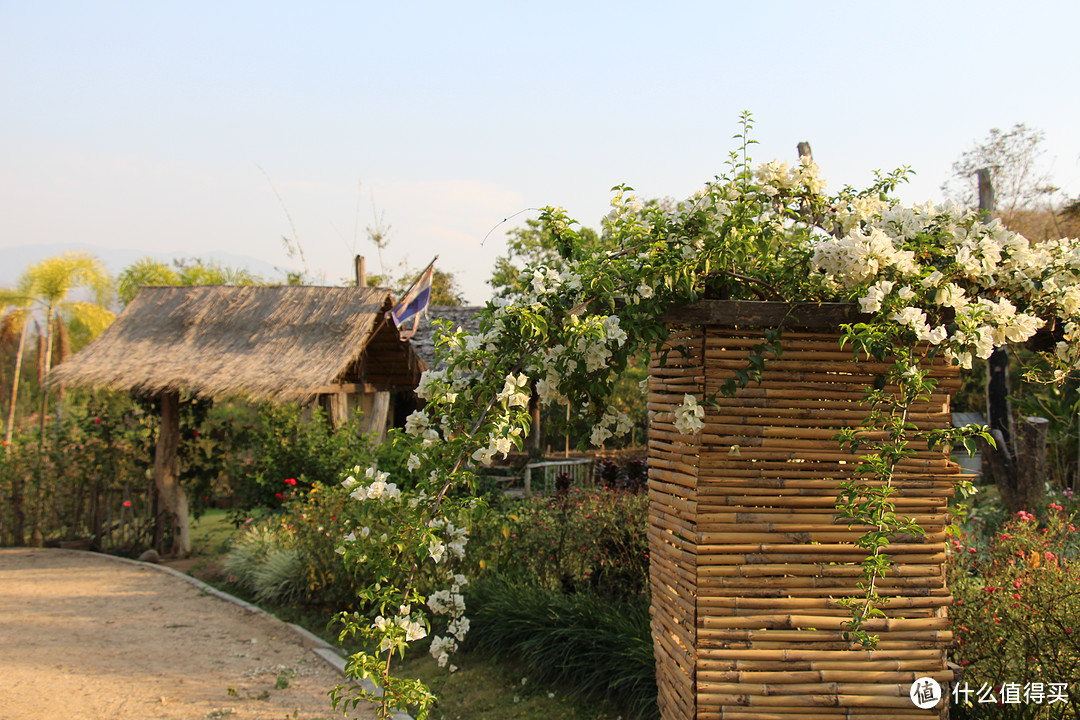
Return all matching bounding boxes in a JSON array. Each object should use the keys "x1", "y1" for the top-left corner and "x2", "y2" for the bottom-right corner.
[
  {"x1": 226, "y1": 403, "x2": 377, "y2": 515},
  {"x1": 0, "y1": 396, "x2": 156, "y2": 550},
  {"x1": 949, "y1": 504, "x2": 1080, "y2": 716},
  {"x1": 470, "y1": 487, "x2": 649, "y2": 601}
]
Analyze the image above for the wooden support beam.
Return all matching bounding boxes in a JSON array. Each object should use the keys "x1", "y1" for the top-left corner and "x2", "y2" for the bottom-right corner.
[{"x1": 154, "y1": 390, "x2": 189, "y2": 557}]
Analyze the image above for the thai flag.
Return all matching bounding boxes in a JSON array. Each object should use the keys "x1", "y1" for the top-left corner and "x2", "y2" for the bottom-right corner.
[{"x1": 391, "y1": 260, "x2": 435, "y2": 329}]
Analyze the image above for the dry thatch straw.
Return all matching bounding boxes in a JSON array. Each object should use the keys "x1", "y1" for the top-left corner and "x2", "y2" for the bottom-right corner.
[{"x1": 50, "y1": 285, "x2": 423, "y2": 403}]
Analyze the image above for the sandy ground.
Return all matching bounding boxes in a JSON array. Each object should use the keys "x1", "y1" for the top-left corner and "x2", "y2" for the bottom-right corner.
[{"x1": 0, "y1": 548, "x2": 377, "y2": 720}]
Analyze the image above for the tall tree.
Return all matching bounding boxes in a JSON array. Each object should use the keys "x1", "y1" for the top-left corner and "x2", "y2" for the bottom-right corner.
[
  {"x1": 16, "y1": 252, "x2": 115, "y2": 436},
  {"x1": 1, "y1": 290, "x2": 32, "y2": 451},
  {"x1": 1, "y1": 253, "x2": 113, "y2": 546},
  {"x1": 942, "y1": 123, "x2": 1059, "y2": 229},
  {"x1": 117, "y1": 257, "x2": 263, "y2": 305},
  {"x1": 488, "y1": 217, "x2": 604, "y2": 296}
]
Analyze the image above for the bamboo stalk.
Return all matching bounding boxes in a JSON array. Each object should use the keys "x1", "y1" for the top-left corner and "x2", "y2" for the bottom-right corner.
[{"x1": 697, "y1": 614, "x2": 950, "y2": 631}]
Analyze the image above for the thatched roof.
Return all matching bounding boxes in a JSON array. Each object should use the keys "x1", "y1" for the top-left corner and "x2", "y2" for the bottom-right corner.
[
  {"x1": 51, "y1": 285, "x2": 424, "y2": 402},
  {"x1": 409, "y1": 305, "x2": 485, "y2": 372}
]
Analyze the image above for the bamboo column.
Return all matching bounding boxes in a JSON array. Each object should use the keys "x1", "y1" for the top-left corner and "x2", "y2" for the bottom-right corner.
[{"x1": 648, "y1": 303, "x2": 959, "y2": 720}]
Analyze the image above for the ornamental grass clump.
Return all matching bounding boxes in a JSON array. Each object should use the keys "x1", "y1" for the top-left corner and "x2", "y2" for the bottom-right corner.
[
  {"x1": 329, "y1": 113, "x2": 1080, "y2": 718},
  {"x1": 465, "y1": 577, "x2": 657, "y2": 720}
]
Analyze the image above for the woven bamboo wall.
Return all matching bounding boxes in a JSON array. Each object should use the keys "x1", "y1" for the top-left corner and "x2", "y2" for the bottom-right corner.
[{"x1": 648, "y1": 321, "x2": 960, "y2": 720}]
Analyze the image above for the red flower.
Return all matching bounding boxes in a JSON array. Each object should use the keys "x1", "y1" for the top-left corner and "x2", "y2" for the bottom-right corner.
[
  {"x1": 93, "y1": 417, "x2": 102, "y2": 425},
  {"x1": 275, "y1": 492, "x2": 284, "y2": 499},
  {"x1": 123, "y1": 500, "x2": 132, "y2": 508},
  {"x1": 284, "y1": 478, "x2": 297, "y2": 486}
]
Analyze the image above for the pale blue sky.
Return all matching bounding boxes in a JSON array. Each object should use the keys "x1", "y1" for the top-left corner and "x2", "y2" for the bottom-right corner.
[{"x1": 3, "y1": 1, "x2": 1078, "y2": 302}]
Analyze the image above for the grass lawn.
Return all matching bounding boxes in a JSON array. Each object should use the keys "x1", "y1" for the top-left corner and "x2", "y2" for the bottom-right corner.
[
  {"x1": 185, "y1": 512, "x2": 634, "y2": 720},
  {"x1": 395, "y1": 648, "x2": 623, "y2": 720},
  {"x1": 189, "y1": 508, "x2": 236, "y2": 557}
]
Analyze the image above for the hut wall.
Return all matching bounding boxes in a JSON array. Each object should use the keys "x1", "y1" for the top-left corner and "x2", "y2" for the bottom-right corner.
[{"x1": 648, "y1": 324, "x2": 959, "y2": 720}]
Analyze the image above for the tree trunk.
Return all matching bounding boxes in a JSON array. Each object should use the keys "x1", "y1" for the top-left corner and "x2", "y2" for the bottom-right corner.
[
  {"x1": 53, "y1": 317, "x2": 69, "y2": 423},
  {"x1": 1016, "y1": 416, "x2": 1049, "y2": 510},
  {"x1": 4, "y1": 320, "x2": 28, "y2": 449},
  {"x1": 154, "y1": 391, "x2": 189, "y2": 556},
  {"x1": 38, "y1": 307, "x2": 54, "y2": 439},
  {"x1": 5, "y1": 320, "x2": 29, "y2": 546}
]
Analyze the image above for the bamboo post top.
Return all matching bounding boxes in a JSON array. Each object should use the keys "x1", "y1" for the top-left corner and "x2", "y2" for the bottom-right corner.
[{"x1": 660, "y1": 300, "x2": 872, "y2": 329}]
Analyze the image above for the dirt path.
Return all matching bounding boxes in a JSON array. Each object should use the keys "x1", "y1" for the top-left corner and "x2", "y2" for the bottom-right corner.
[{"x1": 0, "y1": 548, "x2": 377, "y2": 720}]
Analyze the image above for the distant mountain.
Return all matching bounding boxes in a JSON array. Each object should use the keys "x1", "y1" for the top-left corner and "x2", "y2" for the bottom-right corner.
[{"x1": 0, "y1": 243, "x2": 293, "y2": 290}]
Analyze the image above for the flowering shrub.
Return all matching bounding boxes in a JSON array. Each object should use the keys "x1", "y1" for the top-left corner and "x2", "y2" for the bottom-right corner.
[
  {"x1": 225, "y1": 403, "x2": 378, "y2": 514},
  {"x1": 0, "y1": 396, "x2": 156, "y2": 550},
  {"x1": 949, "y1": 505, "x2": 1080, "y2": 712},
  {"x1": 331, "y1": 114, "x2": 1080, "y2": 716}
]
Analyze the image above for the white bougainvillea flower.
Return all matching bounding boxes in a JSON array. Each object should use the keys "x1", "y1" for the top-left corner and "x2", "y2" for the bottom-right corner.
[
  {"x1": 496, "y1": 372, "x2": 530, "y2": 407},
  {"x1": 674, "y1": 394, "x2": 705, "y2": 435}
]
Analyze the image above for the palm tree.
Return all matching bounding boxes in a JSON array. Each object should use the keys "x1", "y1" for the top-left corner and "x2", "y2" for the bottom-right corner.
[
  {"x1": 8, "y1": 252, "x2": 115, "y2": 438},
  {"x1": 2, "y1": 253, "x2": 113, "y2": 546}
]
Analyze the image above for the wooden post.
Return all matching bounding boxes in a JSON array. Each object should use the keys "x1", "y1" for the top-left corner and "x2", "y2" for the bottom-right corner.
[
  {"x1": 355, "y1": 255, "x2": 366, "y2": 287},
  {"x1": 328, "y1": 390, "x2": 349, "y2": 429},
  {"x1": 1018, "y1": 416, "x2": 1049, "y2": 509},
  {"x1": 527, "y1": 389, "x2": 541, "y2": 455},
  {"x1": 977, "y1": 168, "x2": 1049, "y2": 512},
  {"x1": 154, "y1": 390, "x2": 189, "y2": 556},
  {"x1": 360, "y1": 391, "x2": 390, "y2": 442},
  {"x1": 977, "y1": 168, "x2": 995, "y2": 222}
]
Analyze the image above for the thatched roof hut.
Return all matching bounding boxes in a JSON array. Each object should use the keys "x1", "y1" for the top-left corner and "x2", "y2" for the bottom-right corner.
[
  {"x1": 50, "y1": 284, "x2": 424, "y2": 557},
  {"x1": 51, "y1": 285, "x2": 423, "y2": 402}
]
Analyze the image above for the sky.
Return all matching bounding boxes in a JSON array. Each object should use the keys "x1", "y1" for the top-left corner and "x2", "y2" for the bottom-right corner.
[{"x1": 2, "y1": 1, "x2": 1079, "y2": 304}]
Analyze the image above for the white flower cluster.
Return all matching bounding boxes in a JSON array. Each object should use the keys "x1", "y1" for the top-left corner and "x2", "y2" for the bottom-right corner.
[
  {"x1": 426, "y1": 568, "x2": 470, "y2": 670},
  {"x1": 496, "y1": 372, "x2": 530, "y2": 408},
  {"x1": 806, "y1": 202, "x2": 1078, "y2": 372},
  {"x1": 372, "y1": 608, "x2": 427, "y2": 651},
  {"x1": 590, "y1": 407, "x2": 633, "y2": 447},
  {"x1": 755, "y1": 156, "x2": 826, "y2": 196},
  {"x1": 674, "y1": 394, "x2": 705, "y2": 435},
  {"x1": 404, "y1": 409, "x2": 441, "y2": 447},
  {"x1": 427, "y1": 518, "x2": 467, "y2": 564},
  {"x1": 343, "y1": 467, "x2": 401, "y2": 503},
  {"x1": 812, "y1": 226, "x2": 918, "y2": 288},
  {"x1": 470, "y1": 417, "x2": 523, "y2": 466}
]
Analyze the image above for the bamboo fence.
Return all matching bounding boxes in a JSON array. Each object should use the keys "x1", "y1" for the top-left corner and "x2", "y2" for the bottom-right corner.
[{"x1": 648, "y1": 307, "x2": 959, "y2": 719}]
